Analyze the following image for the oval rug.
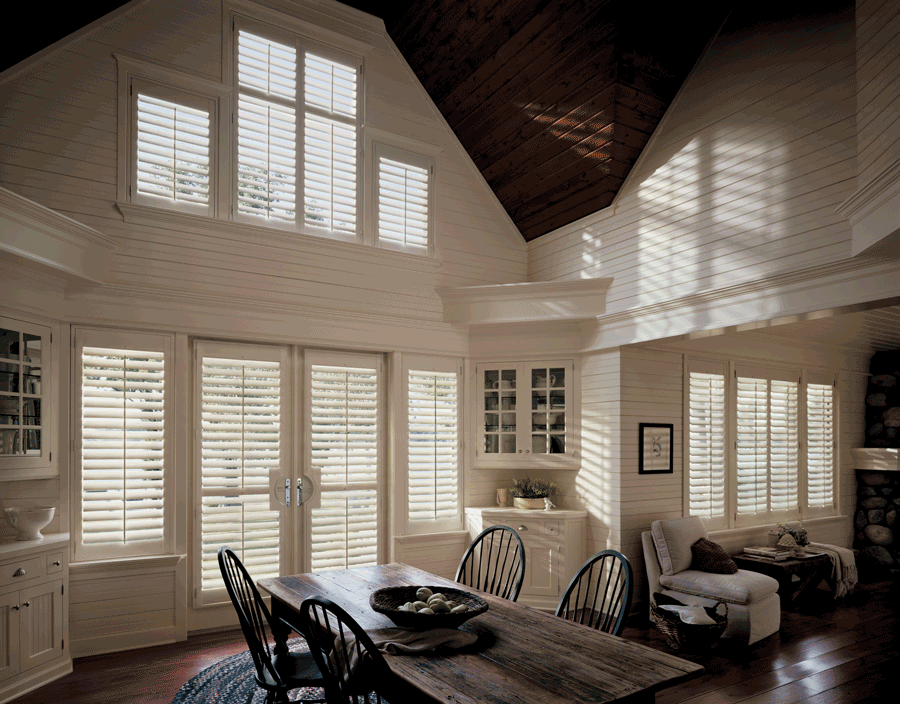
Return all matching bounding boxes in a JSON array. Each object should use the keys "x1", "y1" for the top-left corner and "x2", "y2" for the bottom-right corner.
[{"x1": 171, "y1": 640, "x2": 324, "y2": 703}]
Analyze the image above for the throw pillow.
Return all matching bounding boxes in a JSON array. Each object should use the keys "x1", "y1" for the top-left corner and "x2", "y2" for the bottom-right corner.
[{"x1": 691, "y1": 537, "x2": 738, "y2": 574}]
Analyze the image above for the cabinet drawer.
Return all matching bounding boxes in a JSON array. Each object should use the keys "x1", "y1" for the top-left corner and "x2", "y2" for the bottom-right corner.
[
  {"x1": 46, "y1": 553, "x2": 64, "y2": 574},
  {"x1": 1, "y1": 557, "x2": 44, "y2": 586},
  {"x1": 508, "y1": 519, "x2": 543, "y2": 537}
]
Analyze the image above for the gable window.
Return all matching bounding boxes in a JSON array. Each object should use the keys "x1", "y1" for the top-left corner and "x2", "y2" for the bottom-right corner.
[
  {"x1": 375, "y1": 143, "x2": 433, "y2": 255},
  {"x1": 74, "y1": 329, "x2": 173, "y2": 561},
  {"x1": 685, "y1": 358, "x2": 837, "y2": 531},
  {"x1": 234, "y1": 20, "x2": 361, "y2": 240}
]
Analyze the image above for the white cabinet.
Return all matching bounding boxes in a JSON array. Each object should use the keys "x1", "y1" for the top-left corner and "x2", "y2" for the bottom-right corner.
[
  {"x1": 466, "y1": 508, "x2": 586, "y2": 610},
  {"x1": 0, "y1": 535, "x2": 70, "y2": 704},
  {"x1": 474, "y1": 359, "x2": 579, "y2": 469}
]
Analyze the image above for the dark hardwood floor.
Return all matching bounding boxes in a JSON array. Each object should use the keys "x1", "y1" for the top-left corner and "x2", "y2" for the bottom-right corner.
[{"x1": 12, "y1": 580, "x2": 900, "y2": 704}]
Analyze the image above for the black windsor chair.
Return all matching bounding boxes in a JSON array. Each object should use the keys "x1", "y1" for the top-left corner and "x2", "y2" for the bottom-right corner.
[
  {"x1": 554, "y1": 549, "x2": 634, "y2": 636},
  {"x1": 455, "y1": 525, "x2": 526, "y2": 601},
  {"x1": 217, "y1": 546, "x2": 326, "y2": 704}
]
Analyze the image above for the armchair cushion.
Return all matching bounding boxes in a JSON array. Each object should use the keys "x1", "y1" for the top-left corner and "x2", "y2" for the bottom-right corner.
[
  {"x1": 691, "y1": 538, "x2": 738, "y2": 574},
  {"x1": 651, "y1": 517, "x2": 707, "y2": 575},
  {"x1": 659, "y1": 568, "x2": 778, "y2": 605}
]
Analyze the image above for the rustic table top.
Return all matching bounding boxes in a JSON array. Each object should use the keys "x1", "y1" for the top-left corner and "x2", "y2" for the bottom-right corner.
[{"x1": 258, "y1": 562, "x2": 703, "y2": 704}]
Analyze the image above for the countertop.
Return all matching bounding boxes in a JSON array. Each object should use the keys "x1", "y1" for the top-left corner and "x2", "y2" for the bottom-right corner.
[{"x1": 0, "y1": 532, "x2": 69, "y2": 560}]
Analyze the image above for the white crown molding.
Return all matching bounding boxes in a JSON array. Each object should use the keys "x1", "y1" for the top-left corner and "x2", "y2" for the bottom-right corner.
[
  {"x1": 436, "y1": 278, "x2": 614, "y2": 325},
  {"x1": 115, "y1": 201, "x2": 442, "y2": 272},
  {"x1": 850, "y1": 448, "x2": 900, "y2": 472},
  {"x1": 836, "y1": 157, "x2": 900, "y2": 257},
  {"x1": 837, "y1": 157, "x2": 900, "y2": 221}
]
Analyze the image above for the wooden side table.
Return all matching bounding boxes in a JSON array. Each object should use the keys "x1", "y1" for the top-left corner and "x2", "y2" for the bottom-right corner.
[{"x1": 732, "y1": 553, "x2": 833, "y2": 609}]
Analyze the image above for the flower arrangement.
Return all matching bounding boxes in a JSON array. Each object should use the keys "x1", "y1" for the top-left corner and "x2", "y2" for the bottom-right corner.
[
  {"x1": 776, "y1": 521, "x2": 809, "y2": 547},
  {"x1": 510, "y1": 476, "x2": 557, "y2": 499}
]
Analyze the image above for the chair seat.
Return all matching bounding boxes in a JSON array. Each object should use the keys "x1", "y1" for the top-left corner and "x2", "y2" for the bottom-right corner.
[
  {"x1": 259, "y1": 651, "x2": 324, "y2": 689},
  {"x1": 659, "y1": 568, "x2": 778, "y2": 605}
]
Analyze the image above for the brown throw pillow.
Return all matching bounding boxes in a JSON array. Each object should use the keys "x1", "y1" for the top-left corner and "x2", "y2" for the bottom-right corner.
[{"x1": 691, "y1": 537, "x2": 738, "y2": 574}]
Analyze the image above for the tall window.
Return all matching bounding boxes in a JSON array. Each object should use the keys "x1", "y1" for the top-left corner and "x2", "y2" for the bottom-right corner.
[
  {"x1": 685, "y1": 358, "x2": 837, "y2": 530},
  {"x1": 375, "y1": 143, "x2": 432, "y2": 255},
  {"x1": 74, "y1": 329, "x2": 173, "y2": 560},
  {"x1": 307, "y1": 352, "x2": 381, "y2": 571},
  {"x1": 404, "y1": 357, "x2": 462, "y2": 533},
  {"x1": 235, "y1": 22, "x2": 360, "y2": 238}
]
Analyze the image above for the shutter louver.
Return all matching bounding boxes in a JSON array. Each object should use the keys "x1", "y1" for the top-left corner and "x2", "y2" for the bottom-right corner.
[
  {"x1": 769, "y1": 379, "x2": 799, "y2": 513},
  {"x1": 136, "y1": 95, "x2": 209, "y2": 206},
  {"x1": 408, "y1": 370, "x2": 459, "y2": 522},
  {"x1": 80, "y1": 347, "x2": 165, "y2": 554},
  {"x1": 309, "y1": 363, "x2": 379, "y2": 572},
  {"x1": 237, "y1": 31, "x2": 297, "y2": 222},
  {"x1": 688, "y1": 371, "x2": 726, "y2": 521},
  {"x1": 378, "y1": 156, "x2": 429, "y2": 252},
  {"x1": 305, "y1": 54, "x2": 357, "y2": 118},
  {"x1": 735, "y1": 376, "x2": 768, "y2": 517},
  {"x1": 807, "y1": 383, "x2": 835, "y2": 509},
  {"x1": 199, "y1": 356, "x2": 281, "y2": 593}
]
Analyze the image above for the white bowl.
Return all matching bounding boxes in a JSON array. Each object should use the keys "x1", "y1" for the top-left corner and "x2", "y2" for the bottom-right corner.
[{"x1": 3, "y1": 506, "x2": 55, "y2": 541}]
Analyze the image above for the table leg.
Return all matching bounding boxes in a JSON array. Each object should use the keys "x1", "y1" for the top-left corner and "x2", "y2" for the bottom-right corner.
[{"x1": 270, "y1": 598, "x2": 302, "y2": 654}]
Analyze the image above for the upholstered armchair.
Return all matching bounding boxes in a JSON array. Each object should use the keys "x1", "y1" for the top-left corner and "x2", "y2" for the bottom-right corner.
[{"x1": 642, "y1": 516, "x2": 781, "y2": 645}]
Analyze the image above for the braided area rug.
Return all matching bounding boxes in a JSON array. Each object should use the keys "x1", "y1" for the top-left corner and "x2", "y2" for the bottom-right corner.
[{"x1": 170, "y1": 639, "x2": 324, "y2": 703}]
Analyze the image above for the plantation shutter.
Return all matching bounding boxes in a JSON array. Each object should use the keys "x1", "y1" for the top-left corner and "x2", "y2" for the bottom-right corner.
[
  {"x1": 686, "y1": 360, "x2": 726, "y2": 528},
  {"x1": 303, "y1": 53, "x2": 359, "y2": 235},
  {"x1": 236, "y1": 29, "x2": 297, "y2": 222},
  {"x1": 76, "y1": 330, "x2": 171, "y2": 560},
  {"x1": 133, "y1": 84, "x2": 211, "y2": 214},
  {"x1": 735, "y1": 366, "x2": 799, "y2": 524},
  {"x1": 407, "y1": 364, "x2": 460, "y2": 530},
  {"x1": 307, "y1": 353, "x2": 380, "y2": 572},
  {"x1": 375, "y1": 143, "x2": 431, "y2": 254},
  {"x1": 806, "y1": 373, "x2": 836, "y2": 513},
  {"x1": 197, "y1": 344, "x2": 284, "y2": 598}
]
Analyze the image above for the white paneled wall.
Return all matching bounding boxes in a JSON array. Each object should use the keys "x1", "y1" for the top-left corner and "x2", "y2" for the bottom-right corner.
[
  {"x1": 856, "y1": 0, "x2": 900, "y2": 188},
  {"x1": 528, "y1": 5, "x2": 856, "y2": 320}
]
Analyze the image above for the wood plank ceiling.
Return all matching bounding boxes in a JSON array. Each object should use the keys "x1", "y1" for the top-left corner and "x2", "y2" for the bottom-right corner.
[{"x1": 379, "y1": 0, "x2": 727, "y2": 241}]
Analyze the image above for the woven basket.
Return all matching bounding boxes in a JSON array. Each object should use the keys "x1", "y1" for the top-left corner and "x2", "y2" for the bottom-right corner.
[
  {"x1": 650, "y1": 593, "x2": 728, "y2": 652},
  {"x1": 370, "y1": 586, "x2": 488, "y2": 630}
]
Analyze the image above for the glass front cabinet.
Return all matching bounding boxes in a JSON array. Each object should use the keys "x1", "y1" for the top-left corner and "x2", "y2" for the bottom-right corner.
[
  {"x1": 0, "y1": 316, "x2": 53, "y2": 476},
  {"x1": 475, "y1": 360, "x2": 579, "y2": 468}
]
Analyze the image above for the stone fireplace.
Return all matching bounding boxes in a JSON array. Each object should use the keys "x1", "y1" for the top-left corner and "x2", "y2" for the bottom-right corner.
[{"x1": 852, "y1": 448, "x2": 900, "y2": 576}]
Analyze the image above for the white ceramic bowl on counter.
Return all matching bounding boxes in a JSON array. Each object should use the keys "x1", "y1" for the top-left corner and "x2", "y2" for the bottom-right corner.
[{"x1": 3, "y1": 506, "x2": 55, "y2": 541}]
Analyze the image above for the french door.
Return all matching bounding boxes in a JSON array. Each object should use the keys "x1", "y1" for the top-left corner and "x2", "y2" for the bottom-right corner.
[{"x1": 194, "y1": 341, "x2": 382, "y2": 606}]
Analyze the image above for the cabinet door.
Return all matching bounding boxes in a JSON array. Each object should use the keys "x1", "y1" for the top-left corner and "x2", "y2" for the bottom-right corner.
[
  {"x1": 525, "y1": 363, "x2": 569, "y2": 457},
  {"x1": 521, "y1": 538, "x2": 559, "y2": 598},
  {"x1": 479, "y1": 364, "x2": 520, "y2": 457},
  {"x1": 18, "y1": 580, "x2": 62, "y2": 672},
  {"x1": 0, "y1": 591, "x2": 21, "y2": 683}
]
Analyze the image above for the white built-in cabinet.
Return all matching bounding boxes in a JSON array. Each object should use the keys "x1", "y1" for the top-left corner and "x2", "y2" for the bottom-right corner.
[
  {"x1": 466, "y1": 508, "x2": 586, "y2": 611},
  {"x1": 0, "y1": 535, "x2": 70, "y2": 704},
  {"x1": 474, "y1": 359, "x2": 579, "y2": 469}
]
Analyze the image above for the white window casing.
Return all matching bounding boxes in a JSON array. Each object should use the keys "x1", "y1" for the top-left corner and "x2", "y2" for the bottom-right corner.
[
  {"x1": 374, "y1": 142, "x2": 433, "y2": 255},
  {"x1": 305, "y1": 351, "x2": 382, "y2": 572},
  {"x1": 74, "y1": 328, "x2": 174, "y2": 561},
  {"x1": 402, "y1": 356, "x2": 463, "y2": 535},
  {"x1": 685, "y1": 358, "x2": 727, "y2": 531},
  {"x1": 194, "y1": 341, "x2": 286, "y2": 605}
]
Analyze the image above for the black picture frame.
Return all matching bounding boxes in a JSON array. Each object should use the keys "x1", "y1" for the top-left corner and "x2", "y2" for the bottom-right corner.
[{"x1": 638, "y1": 423, "x2": 673, "y2": 474}]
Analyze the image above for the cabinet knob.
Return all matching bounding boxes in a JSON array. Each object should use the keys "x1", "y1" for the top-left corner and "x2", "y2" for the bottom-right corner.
[
  {"x1": 12, "y1": 605, "x2": 19, "y2": 611},
  {"x1": 518, "y1": 449, "x2": 523, "y2": 453},
  {"x1": 23, "y1": 602, "x2": 30, "y2": 608},
  {"x1": 518, "y1": 525, "x2": 528, "y2": 531},
  {"x1": 53, "y1": 561, "x2": 61, "y2": 566},
  {"x1": 13, "y1": 568, "x2": 26, "y2": 578}
]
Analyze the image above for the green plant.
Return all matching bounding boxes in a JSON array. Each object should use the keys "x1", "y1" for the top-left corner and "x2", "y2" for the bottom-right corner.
[
  {"x1": 776, "y1": 521, "x2": 809, "y2": 546},
  {"x1": 510, "y1": 476, "x2": 557, "y2": 499}
]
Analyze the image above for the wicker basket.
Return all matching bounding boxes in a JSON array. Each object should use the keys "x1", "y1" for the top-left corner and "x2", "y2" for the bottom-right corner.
[
  {"x1": 650, "y1": 593, "x2": 728, "y2": 652},
  {"x1": 370, "y1": 586, "x2": 488, "y2": 630}
]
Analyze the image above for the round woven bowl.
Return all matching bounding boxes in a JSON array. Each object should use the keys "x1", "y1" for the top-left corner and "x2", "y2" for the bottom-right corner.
[{"x1": 370, "y1": 586, "x2": 488, "y2": 630}]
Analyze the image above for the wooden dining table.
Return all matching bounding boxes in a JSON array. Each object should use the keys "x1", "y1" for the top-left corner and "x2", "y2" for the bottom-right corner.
[{"x1": 258, "y1": 562, "x2": 703, "y2": 704}]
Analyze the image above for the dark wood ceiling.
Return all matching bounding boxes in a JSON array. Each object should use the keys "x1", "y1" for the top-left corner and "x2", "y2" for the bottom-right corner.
[{"x1": 5, "y1": 0, "x2": 725, "y2": 242}]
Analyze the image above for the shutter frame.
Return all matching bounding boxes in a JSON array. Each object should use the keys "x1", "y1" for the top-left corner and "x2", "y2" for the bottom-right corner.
[
  {"x1": 686, "y1": 359, "x2": 727, "y2": 530},
  {"x1": 374, "y1": 142, "x2": 433, "y2": 255}
]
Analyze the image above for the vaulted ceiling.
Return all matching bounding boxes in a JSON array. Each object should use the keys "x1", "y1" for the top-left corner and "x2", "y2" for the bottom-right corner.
[{"x1": 6, "y1": 0, "x2": 727, "y2": 242}]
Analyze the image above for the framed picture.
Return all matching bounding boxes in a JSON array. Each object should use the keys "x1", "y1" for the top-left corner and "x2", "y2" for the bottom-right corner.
[{"x1": 639, "y1": 423, "x2": 673, "y2": 474}]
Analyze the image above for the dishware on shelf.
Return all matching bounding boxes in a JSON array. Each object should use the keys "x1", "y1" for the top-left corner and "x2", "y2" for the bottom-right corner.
[
  {"x1": 3, "y1": 506, "x2": 55, "y2": 541},
  {"x1": 370, "y1": 586, "x2": 488, "y2": 630}
]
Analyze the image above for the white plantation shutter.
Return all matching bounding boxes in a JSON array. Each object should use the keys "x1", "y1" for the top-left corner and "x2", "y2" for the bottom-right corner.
[
  {"x1": 303, "y1": 52, "x2": 359, "y2": 235},
  {"x1": 75, "y1": 330, "x2": 171, "y2": 560},
  {"x1": 132, "y1": 85, "x2": 211, "y2": 214},
  {"x1": 407, "y1": 365, "x2": 460, "y2": 529},
  {"x1": 307, "y1": 354, "x2": 381, "y2": 572},
  {"x1": 735, "y1": 366, "x2": 799, "y2": 524},
  {"x1": 236, "y1": 30, "x2": 298, "y2": 222},
  {"x1": 687, "y1": 360, "x2": 726, "y2": 528},
  {"x1": 806, "y1": 375, "x2": 836, "y2": 513},
  {"x1": 197, "y1": 345, "x2": 284, "y2": 598},
  {"x1": 376, "y1": 143, "x2": 432, "y2": 254}
]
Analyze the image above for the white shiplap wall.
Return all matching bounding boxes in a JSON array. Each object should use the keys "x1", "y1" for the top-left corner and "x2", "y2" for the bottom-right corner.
[{"x1": 528, "y1": 5, "x2": 857, "y2": 324}]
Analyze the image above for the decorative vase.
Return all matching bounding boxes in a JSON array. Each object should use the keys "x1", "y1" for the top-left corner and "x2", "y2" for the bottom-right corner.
[{"x1": 513, "y1": 497, "x2": 545, "y2": 510}]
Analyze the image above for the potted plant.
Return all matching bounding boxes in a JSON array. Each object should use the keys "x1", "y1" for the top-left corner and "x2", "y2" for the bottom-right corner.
[{"x1": 510, "y1": 476, "x2": 557, "y2": 510}]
